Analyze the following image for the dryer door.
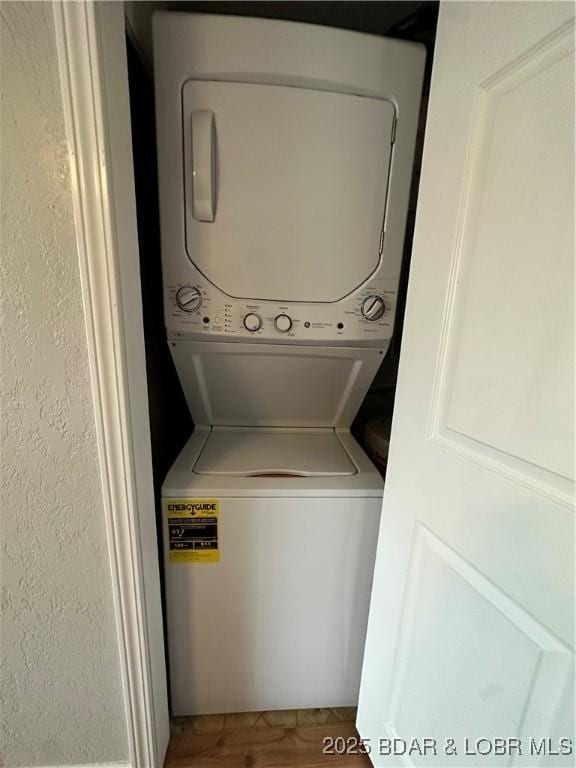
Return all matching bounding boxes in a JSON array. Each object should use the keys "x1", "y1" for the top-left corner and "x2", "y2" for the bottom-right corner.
[{"x1": 182, "y1": 81, "x2": 395, "y2": 303}]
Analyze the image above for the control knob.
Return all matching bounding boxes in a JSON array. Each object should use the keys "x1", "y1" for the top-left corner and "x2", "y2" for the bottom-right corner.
[
  {"x1": 361, "y1": 295, "x2": 386, "y2": 321},
  {"x1": 176, "y1": 285, "x2": 202, "y2": 313},
  {"x1": 274, "y1": 314, "x2": 292, "y2": 333},
  {"x1": 243, "y1": 313, "x2": 262, "y2": 332}
]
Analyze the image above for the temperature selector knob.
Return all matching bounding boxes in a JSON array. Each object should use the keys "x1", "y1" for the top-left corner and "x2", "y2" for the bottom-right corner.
[
  {"x1": 243, "y1": 313, "x2": 262, "y2": 332},
  {"x1": 274, "y1": 314, "x2": 292, "y2": 333},
  {"x1": 361, "y1": 295, "x2": 386, "y2": 321},
  {"x1": 176, "y1": 285, "x2": 202, "y2": 313}
]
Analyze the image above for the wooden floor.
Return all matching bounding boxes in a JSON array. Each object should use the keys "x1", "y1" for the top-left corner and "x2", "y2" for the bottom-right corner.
[{"x1": 165, "y1": 707, "x2": 372, "y2": 767}]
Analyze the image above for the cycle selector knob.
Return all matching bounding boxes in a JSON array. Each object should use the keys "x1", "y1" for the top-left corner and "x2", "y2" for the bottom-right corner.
[
  {"x1": 361, "y1": 295, "x2": 386, "y2": 321},
  {"x1": 243, "y1": 313, "x2": 262, "y2": 332},
  {"x1": 274, "y1": 314, "x2": 292, "y2": 333},
  {"x1": 176, "y1": 285, "x2": 202, "y2": 313}
]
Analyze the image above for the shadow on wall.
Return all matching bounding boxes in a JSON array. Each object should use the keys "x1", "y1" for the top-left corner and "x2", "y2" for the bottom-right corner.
[
  {"x1": 127, "y1": 37, "x2": 193, "y2": 485},
  {"x1": 126, "y1": 35, "x2": 193, "y2": 695}
]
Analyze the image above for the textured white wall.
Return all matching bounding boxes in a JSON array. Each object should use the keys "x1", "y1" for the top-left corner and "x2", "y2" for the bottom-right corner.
[{"x1": 0, "y1": 3, "x2": 129, "y2": 765}]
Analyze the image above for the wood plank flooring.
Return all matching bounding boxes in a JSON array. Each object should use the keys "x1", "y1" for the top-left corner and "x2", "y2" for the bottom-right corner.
[{"x1": 165, "y1": 707, "x2": 372, "y2": 767}]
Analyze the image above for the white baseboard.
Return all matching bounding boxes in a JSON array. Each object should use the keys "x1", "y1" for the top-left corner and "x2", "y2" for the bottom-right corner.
[{"x1": 33, "y1": 764, "x2": 129, "y2": 768}]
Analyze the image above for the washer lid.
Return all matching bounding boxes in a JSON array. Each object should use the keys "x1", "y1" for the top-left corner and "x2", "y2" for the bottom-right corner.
[{"x1": 194, "y1": 428, "x2": 357, "y2": 477}]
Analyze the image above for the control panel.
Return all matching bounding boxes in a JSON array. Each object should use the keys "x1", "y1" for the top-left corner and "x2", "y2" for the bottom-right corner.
[{"x1": 165, "y1": 272, "x2": 398, "y2": 345}]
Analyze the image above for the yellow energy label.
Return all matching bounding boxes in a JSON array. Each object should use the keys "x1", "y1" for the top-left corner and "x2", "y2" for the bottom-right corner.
[{"x1": 165, "y1": 498, "x2": 220, "y2": 563}]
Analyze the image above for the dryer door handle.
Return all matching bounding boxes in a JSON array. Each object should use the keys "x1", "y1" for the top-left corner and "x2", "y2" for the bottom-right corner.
[{"x1": 191, "y1": 110, "x2": 216, "y2": 222}]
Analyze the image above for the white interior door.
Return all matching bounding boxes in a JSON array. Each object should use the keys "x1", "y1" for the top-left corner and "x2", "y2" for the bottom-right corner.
[{"x1": 358, "y1": 4, "x2": 574, "y2": 766}]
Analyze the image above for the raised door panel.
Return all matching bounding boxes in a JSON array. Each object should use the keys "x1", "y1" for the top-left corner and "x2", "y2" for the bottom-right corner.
[
  {"x1": 384, "y1": 527, "x2": 573, "y2": 768},
  {"x1": 431, "y1": 29, "x2": 574, "y2": 504}
]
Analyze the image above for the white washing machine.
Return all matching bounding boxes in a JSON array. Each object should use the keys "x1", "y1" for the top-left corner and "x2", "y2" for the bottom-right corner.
[
  {"x1": 154, "y1": 13, "x2": 425, "y2": 715},
  {"x1": 163, "y1": 425, "x2": 383, "y2": 715},
  {"x1": 161, "y1": 343, "x2": 385, "y2": 715}
]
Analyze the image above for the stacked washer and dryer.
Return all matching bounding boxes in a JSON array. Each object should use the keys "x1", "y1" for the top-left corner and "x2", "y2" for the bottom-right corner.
[{"x1": 154, "y1": 12, "x2": 424, "y2": 715}]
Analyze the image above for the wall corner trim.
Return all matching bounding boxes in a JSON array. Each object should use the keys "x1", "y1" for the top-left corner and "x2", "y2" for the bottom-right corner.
[{"x1": 52, "y1": 2, "x2": 168, "y2": 767}]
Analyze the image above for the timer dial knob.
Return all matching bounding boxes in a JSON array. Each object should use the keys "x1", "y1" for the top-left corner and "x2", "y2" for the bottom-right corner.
[
  {"x1": 176, "y1": 285, "x2": 202, "y2": 313},
  {"x1": 361, "y1": 295, "x2": 386, "y2": 321},
  {"x1": 274, "y1": 314, "x2": 293, "y2": 333},
  {"x1": 243, "y1": 313, "x2": 262, "y2": 332}
]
